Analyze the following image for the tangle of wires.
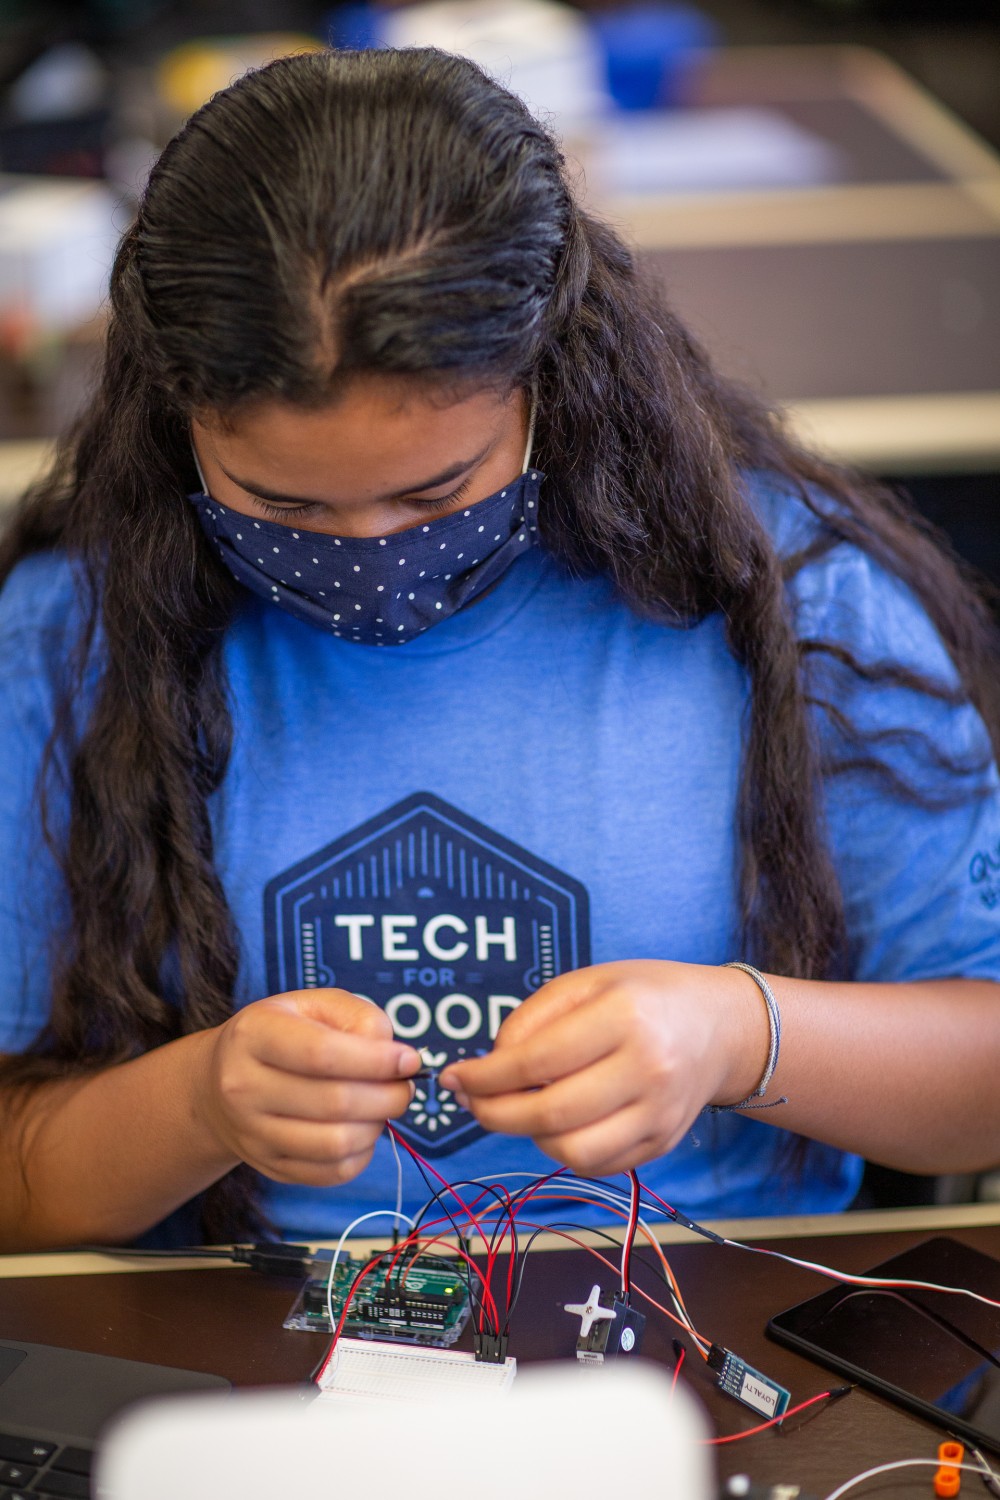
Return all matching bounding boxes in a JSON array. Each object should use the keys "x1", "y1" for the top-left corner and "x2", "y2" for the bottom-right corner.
[
  {"x1": 311, "y1": 1124, "x2": 1000, "y2": 1459},
  {"x1": 312, "y1": 1130, "x2": 716, "y2": 1383}
]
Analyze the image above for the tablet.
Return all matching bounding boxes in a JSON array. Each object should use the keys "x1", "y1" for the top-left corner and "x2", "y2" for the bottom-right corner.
[{"x1": 767, "y1": 1236, "x2": 1000, "y2": 1451}]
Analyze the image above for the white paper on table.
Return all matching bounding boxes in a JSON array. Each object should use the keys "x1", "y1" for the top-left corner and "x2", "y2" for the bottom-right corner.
[{"x1": 587, "y1": 106, "x2": 845, "y2": 195}]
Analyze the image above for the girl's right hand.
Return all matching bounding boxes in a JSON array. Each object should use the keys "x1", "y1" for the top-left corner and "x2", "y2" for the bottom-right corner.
[{"x1": 197, "y1": 990, "x2": 420, "y2": 1186}]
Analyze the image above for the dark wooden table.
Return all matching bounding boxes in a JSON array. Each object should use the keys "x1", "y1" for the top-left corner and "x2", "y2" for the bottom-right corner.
[{"x1": 3, "y1": 1207, "x2": 1000, "y2": 1496}]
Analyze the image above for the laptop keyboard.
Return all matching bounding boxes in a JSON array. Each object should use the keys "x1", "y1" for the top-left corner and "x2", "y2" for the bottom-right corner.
[{"x1": 0, "y1": 1432, "x2": 92, "y2": 1498}]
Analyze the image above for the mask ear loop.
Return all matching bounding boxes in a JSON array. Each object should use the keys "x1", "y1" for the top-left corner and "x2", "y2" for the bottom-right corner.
[
  {"x1": 190, "y1": 437, "x2": 210, "y2": 495},
  {"x1": 521, "y1": 387, "x2": 537, "y2": 474}
]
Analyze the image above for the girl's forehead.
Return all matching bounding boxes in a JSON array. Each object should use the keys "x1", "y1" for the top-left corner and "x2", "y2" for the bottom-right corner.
[
  {"x1": 193, "y1": 380, "x2": 526, "y2": 505},
  {"x1": 202, "y1": 380, "x2": 513, "y2": 451}
]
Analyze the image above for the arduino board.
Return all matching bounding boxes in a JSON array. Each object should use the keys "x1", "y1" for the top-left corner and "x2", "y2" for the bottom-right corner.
[{"x1": 284, "y1": 1252, "x2": 471, "y2": 1346}]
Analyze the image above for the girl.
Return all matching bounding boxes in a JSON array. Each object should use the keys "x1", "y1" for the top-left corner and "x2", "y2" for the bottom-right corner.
[{"x1": 1, "y1": 47, "x2": 998, "y2": 1251}]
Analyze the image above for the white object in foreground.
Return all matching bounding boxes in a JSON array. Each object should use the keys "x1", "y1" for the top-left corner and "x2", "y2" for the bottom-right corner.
[{"x1": 96, "y1": 1359, "x2": 713, "y2": 1499}]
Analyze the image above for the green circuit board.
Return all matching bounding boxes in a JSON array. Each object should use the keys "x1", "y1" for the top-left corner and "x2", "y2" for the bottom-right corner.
[{"x1": 283, "y1": 1251, "x2": 471, "y2": 1345}]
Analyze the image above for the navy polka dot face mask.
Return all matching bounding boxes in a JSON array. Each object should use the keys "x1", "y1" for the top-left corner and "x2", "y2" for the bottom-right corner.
[{"x1": 188, "y1": 468, "x2": 542, "y2": 646}]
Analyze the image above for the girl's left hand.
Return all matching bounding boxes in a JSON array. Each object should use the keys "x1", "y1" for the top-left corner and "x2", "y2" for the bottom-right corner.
[{"x1": 438, "y1": 961, "x2": 768, "y2": 1176}]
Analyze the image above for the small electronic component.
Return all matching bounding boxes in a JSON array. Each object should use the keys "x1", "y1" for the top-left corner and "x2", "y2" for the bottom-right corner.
[
  {"x1": 474, "y1": 1332, "x2": 509, "y2": 1364},
  {"x1": 565, "y1": 1284, "x2": 646, "y2": 1365},
  {"x1": 284, "y1": 1252, "x2": 470, "y2": 1346},
  {"x1": 708, "y1": 1344, "x2": 791, "y2": 1420}
]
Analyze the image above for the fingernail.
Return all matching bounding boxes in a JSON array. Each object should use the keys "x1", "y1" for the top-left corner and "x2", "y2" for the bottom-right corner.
[
  {"x1": 454, "y1": 1089, "x2": 470, "y2": 1109},
  {"x1": 397, "y1": 1049, "x2": 420, "y2": 1076}
]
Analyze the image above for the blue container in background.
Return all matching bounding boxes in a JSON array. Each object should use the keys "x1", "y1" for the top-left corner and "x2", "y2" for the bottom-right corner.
[
  {"x1": 592, "y1": 4, "x2": 717, "y2": 111},
  {"x1": 325, "y1": 3, "x2": 383, "y2": 51}
]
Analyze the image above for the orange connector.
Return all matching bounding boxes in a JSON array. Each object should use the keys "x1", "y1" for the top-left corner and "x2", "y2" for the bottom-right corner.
[{"x1": 934, "y1": 1440, "x2": 965, "y2": 1497}]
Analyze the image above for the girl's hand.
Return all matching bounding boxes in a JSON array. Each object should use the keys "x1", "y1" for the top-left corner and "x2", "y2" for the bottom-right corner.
[
  {"x1": 197, "y1": 990, "x2": 421, "y2": 1186},
  {"x1": 438, "y1": 961, "x2": 768, "y2": 1176}
]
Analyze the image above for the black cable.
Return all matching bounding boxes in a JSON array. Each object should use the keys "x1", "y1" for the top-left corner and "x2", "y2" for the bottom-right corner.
[
  {"x1": 505, "y1": 1214, "x2": 693, "y2": 1331},
  {"x1": 486, "y1": 1182, "x2": 522, "y2": 1336},
  {"x1": 73, "y1": 1241, "x2": 321, "y2": 1278},
  {"x1": 411, "y1": 1176, "x2": 516, "y2": 1245},
  {"x1": 505, "y1": 1218, "x2": 646, "y2": 1323},
  {"x1": 421, "y1": 1176, "x2": 522, "y2": 1325},
  {"x1": 507, "y1": 1220, "x2": 586, "y2": 1320},
  {"x1": 411, "y1": 1174, "x2": 536, "y2": 1333},
  {"x1": 74, "y1": 1244, "x2": 234, "y2": 1259},
  {"x1": 496, "y1": 1171, "x2": 650, "y2": 1319},
  {"x1": 413, "y1": 1173, "x2": 658, "y2": 1333},
  {"x1": 477, "y1": 1171, "x2": 578, "y2": 1311},
  {"x1": 412, "y1": 1168, "x2": 661, "y2": 1332},
  {"x1": 484, "y1": 1182, "x2": 519, "y2": 1295},
  {"x1": 395, "y1": 1154, "x2": 494, "y2": 1334}
]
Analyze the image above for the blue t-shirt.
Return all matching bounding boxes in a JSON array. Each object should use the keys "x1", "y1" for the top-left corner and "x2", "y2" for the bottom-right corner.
[{"x1": 2, "y1": 476, "x2": 1000, "y2": 1237}]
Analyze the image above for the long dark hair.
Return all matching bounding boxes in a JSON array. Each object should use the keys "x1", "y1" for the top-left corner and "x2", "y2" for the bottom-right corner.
[{"x1": 1, "y1": 48, "x2": 997, "y2": 1241}]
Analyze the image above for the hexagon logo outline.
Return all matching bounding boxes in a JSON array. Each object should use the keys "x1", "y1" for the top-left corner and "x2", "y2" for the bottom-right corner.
[{"x1": 263, "y1": 791, "x2": 591, "y2": 1156}]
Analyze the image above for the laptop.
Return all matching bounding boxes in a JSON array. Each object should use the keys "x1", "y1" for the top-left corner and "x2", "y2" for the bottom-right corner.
[{"x1": 0, "y1": 1338, "x2": 229, "y2": 1497}]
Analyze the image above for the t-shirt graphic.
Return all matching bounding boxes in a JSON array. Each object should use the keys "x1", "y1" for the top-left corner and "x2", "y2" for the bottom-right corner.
[{"x1": 264, "y1": 793, "x2": 591, "y2": 1157}]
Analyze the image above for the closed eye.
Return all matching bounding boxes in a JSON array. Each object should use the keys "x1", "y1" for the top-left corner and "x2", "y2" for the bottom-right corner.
[
  {"x1": 407, "y1": 477, "x2": 474, "y2": 510},
  {"x1": 247, "y1": 475, "x2": 475, "y2": 524},
  {"x1": 251, "y1": 496, "x2": 319, "y2": 520}
]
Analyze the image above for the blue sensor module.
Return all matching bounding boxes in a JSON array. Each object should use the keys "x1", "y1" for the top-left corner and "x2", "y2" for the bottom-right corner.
[{"x1": 708, "y1": 1345, "x2": 791, "y2": 1420}]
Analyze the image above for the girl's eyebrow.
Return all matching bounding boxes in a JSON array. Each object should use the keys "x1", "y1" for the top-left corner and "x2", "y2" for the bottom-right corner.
[{"x1": 217, "y1": 447, "x2": 490, "y2": 506}]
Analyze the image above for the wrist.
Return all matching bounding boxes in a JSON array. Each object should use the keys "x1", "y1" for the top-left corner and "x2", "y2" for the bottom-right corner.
[
  {"x1": 710, "y1": 963, "x2": 775, "y2": 1108},
  {"x1": 185, "y1": 1026, "x2": 242, "y2": 1171}
]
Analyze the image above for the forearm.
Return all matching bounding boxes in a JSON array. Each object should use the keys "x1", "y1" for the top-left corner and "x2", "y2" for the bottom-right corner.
[
  {"x1": 0, "y1": 1029, "x2": 238, "y2": 1251},
  {"x1": 759, "y1": 975, "x2": 1000, "y2": 1174}
]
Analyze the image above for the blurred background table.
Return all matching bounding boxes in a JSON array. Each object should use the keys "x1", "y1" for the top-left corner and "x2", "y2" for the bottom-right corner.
[
  {"x1": 2, "y1": 40, "x2": 997, "y2": 583},
  {"x1": 589, "y1": 44, "x2": 1000, "y2": 478}
]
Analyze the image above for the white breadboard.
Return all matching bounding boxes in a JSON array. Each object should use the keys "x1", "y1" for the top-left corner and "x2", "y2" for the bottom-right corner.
[{"x1": 314, "y1": 1337, "x2": 516, "y2": 1403}]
